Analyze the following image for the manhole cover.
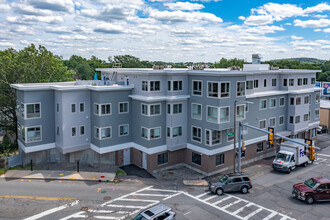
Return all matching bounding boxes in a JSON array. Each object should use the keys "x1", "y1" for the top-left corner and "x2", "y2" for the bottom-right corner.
[
  {"x1": 81, "y1": 207, "x2": 88, "y2": 211},
  {"x1": 103, "y1": 196, "x2": 111, "y2": 201}
]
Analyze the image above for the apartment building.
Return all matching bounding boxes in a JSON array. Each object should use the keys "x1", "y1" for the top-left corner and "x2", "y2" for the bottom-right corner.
[{"x1": 11, "y1": 62, "x2": 321, "y2": 175}]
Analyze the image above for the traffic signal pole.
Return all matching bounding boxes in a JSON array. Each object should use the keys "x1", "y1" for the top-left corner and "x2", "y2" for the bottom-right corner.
[{"x1": 237, "y1": 122, "x2": 321, "y2": 173}]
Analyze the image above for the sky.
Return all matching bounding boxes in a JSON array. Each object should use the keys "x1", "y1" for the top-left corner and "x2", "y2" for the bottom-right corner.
[{"x1": 0, "y1": 0, "x2": 329, "y2": 62}]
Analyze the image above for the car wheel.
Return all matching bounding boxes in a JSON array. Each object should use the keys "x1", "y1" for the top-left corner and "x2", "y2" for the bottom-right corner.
[
  {"x1": 241, "y1": 186, "x2": 248, "y2": 194},
  {"x1": 304, "y1": 162, "x2": 308, "y2": 167},
  {"x1": 287, "y1": 167, "x2": 291, "y2": 174},
  {"x1": 306, "y1": 196, "x2": 314, "y2": 204},
  {"x1": 216, "y1": 188, "x2": 224, "y2": 196}
]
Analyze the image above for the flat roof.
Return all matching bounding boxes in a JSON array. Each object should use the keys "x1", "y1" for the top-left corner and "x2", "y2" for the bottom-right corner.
[{"x1": 320, "y1": 100, "x2": 330, "y2": 109}]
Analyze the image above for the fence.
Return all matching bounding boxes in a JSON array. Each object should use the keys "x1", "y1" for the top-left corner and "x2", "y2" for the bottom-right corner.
[{"x1": 8, "y1": 153, "x2": 22, "y2": 168}]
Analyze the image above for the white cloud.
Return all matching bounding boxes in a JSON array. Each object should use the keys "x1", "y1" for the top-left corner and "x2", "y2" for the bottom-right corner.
[
  {"x1": 45, "y1": 26, "x2": 72, "y2": 34},
  {"x1": 291, "y1": 40, "x2": 320, "y2": 47},
  {"x1": 294, "y1": 19, "x2": 330, "y2": 28},
  {"x1": 304, "y1": 3, "x2": 330, "y2": 14},
  {"x1": 313, "y1": 14, "x2": 328, "y2": 19},
  {"x1": 321, "y1": 45, "x2": 330, "y2": 50},
  {"x1": 94, "y1": 23, "x2": 125, "y2": 34},
  {"x1": 29, "y1": 0, "x2": 75, "y2": 13},
  {"x1": 324, "y1": 28, "x2": 330, "y2": 33},
  {"x1": 0, "y1": 1, "x2": 10, "y2": 11},
  {"x1": 291, "y1": 36, "x2": 303, "y2": 40},
  {"x1": 165, "y1": 2, "x2": 204, "y2": 11},
  {"x1": 314, "y1": 28, "x2": 322, "y2": 32},
  {"x1": 0, "y1": 42, "x2": 15, "y2": 47},
  {"x1": 238, "y1": 16, "x2": 245, "y2": 20},
  {"x1": 260, "y1": 3, "x2": 304, "y2": 21},
  {"x1": 7, "y1": 15, "x2": 64, "y2": 24},
  {"x1": 295, "y1": 46, "x2": 314, "y2": 51},
  {"x1": 244, "y1": 14, "x2": 273, "y2": 26},
  {"x1": 11, "y1": 2, "x2": 52, "y2": 16}
]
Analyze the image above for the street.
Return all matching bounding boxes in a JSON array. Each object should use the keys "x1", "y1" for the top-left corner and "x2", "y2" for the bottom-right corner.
[{"x1": 1, "y1": 136, "x2": 330, "y2": 220}]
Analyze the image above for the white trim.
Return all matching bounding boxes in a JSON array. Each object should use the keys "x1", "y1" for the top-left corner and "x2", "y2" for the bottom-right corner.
[
  {"x1": 18, "y1": 140, "x2": 55, "y2": 153},
  {"x1": 271, "y1": 78, "x2": 277, "y2": 87},
  {"x1": 269, "y1": 117, "x2": 276, "y2": 127},
  {"x1": 24, "y1": 102, "x2": 41, "y2": 120},
  {"x1": 170, "y1": 126, "x2": 183, "y2": 138},
  {"x1": 90, "y1": 142, "x2": 167, "y2": 154},
  {"x1": 118, "y1": 124, "x2": 129, "y2": 137},
  {"x1": 259, "y1": 99, "x2": 267, "y2": 110},
  {"x1": 94, "y1": 126, "x2": 112, "y2": 140},
  {"x1": 168, "y1": 80, "x2": 183, "y2": 92},
  {"x1": 141, "y1": 103, "x2": 161, "y2": 117},
  {"x1": 150, "y1": 127, "x2": 161, "y2": 140},
  {"x1": 191, "y1": 103, "x2": 202, "y2": 120},
  {"x1": 236, "y1": 104, "x2": 245, "y2": 121},
  {"x1": 315, "y1": 108, "x2": 320, "y2": 120},
  {"x1": 79, "y1": 102, "x2": 85, "y2": 113},
  {"x1": 269, "y1": 98, "x2": 277, "y2": 108},
  {"x1": 141, "y1": 126, "x2": 148, "y2": 140},
  {"x1": 259, "y1": 119, "x2": 267, "y2": 129},
  {"x1": 279, "y1": 97, "x2": 285, "y2": 107},
  {"x1": 149, "y1": 80, "x2": 161, "y2": 92},
  {"x1": 220, "y1": 81, "x2": 230, "y2": 98},
  {"x1": 206, "y1": 105, "x2": 219, "y2": 124},
  {"x1": 79, "y1": 125, "x2": 85, "y2": 136},
  {"x1": 205, "y1": 129, "x2": 222, "y2": 147},
  {"x1": 220, "y1": 106, "x2": 230, "y2": 124},
  {"x1": 279, "y1": 115, "x2": 284, "y2": 126},
  {"x1": 25, "y1": 125, "x2": 42, "y2": 143},
  {"x1": 71, "y1": 126, "x2": 77, "y2": 137},
  {"x1": 168, "y1": 103, "x2": 183, "y2": 115},
  {"x1": 207, "y1": 81, "x2": 219, "y2": 99},
  {"x1": 118, "y1": 102, "x2": 129, "y2": 114},
  {"x1": 70, "y1": 103, "x2": 76, "y2": 113},
  {"x1": 236, "y1": 81, "x2": 246, "y2": 97},
  {"x1": 191, "y1": 126, "x2": 202, "y2": 143},
  {"x1": 129, "y1": 94, "x2": 190, "y2": 102},
  {"x1": 246, "y1": 80, "x2": 254, "y2": 90},
  {"x1": 192, "y1": 80, "x2": 203, "y2": 97}
]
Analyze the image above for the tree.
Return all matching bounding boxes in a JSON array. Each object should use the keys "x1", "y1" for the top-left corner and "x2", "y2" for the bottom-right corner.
[{"x1": 0, "y1": 44, "x2": 75, "y2": 147}]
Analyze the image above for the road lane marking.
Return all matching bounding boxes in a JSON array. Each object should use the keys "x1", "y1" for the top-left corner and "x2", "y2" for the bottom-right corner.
[
  {"x1": 184, "y1": 211, "x2": 191, "y2": 215},
  {"x1": 318, "y1": 153, "x2": 330, "y2": 157},
  {"x1": 133, "y1": 193, "x2": 169, "y2": 197},
  {"x1": 222, "y1": 199, "x2": 244, "y2": 209},
  {"x1": 242, "y1": 207, "x2": 263, "y2": 220},
  {"x1": 163, "y1": 192, "x2": 182, "y2": 201},
  {"x1": 106, "y1": 204, "x2": 145, "y2": 209},
  {"x1": 203, "y1": 195, "x2": 218, "y2": 202},
  {"x1": 59, "y1": 211, "x2": 86, "y2": 220},
  {"x1": 212, "y1": 196, "x2": 232, "y2": 205},
  {"x1": 0, "y1": 195, "x2": 76, "y2": 201},
  {"x1": 117, "y1": 198, "x2": 158, "y2": 203},
  {"x1": 262, "y1": 212, "x2": 278, "y2": 220},
  {"x1": 232, "y1": 203, "x2": 252, "y2": 215},
  {"x1": 196, "y1": 192, "x2": 209, "y2": 198}
]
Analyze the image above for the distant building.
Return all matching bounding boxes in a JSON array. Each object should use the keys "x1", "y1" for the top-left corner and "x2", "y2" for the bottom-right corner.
[{"x1": 11, "y1": 60, "x2": 321, "y2": 175}]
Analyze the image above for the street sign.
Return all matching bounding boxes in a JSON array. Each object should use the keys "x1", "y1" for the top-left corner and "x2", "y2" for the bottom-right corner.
[{"x1": 226, "y1": 132, "x2": 234, "y2": 136}]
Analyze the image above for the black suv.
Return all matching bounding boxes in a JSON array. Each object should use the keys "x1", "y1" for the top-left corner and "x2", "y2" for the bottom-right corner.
[{"x1": 208, "y1": 173, "x2": 252, "y2": 195}]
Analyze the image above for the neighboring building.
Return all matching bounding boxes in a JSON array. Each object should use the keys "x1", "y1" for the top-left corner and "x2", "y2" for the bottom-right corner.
[
  {"x1": 10, "y1": 62, "x2": 321, "y2": 175},
  {"x1": 320, "y1": 100, "x2": 330, "y2": 128}
]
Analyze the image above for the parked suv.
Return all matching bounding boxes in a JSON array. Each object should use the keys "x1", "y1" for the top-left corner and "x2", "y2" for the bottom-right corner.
[
  {"x1": 292, "y1": 177, "x2": 330, "y2": 204},
  {"x1": 208, "y1": 172, "x2": 252, "y2": 196},
  {"x1": 317, "y1": 125, "x2": 328, "y2": 134},
  {"x1": 133, "y1": 204, "x2": 176, "y2": 220}
]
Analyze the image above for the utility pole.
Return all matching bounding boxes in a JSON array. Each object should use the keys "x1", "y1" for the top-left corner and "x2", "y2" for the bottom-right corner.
[{"x1": 233, "y1": 100, "x2": 237, "y2": 173}]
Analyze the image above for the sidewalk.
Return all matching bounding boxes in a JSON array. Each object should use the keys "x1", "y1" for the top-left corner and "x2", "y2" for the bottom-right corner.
[{"x1": 0, "y1": 170, "x2": 116, "y2": 182}]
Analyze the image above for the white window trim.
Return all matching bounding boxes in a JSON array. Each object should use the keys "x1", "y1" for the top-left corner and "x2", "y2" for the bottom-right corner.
[
  {"x1": 269, "y1": 98, "x2": 277, "y2": 109},
  {"x1": 168, "y1": 103, "x2": 183, "y2": 115},
  {"x1": 236, "y1": 81, "x2": 246, "y2": 97},
  {"x1": 315, "y1": 109, "x2": 320, "y2": 120},
  {"x1": 207, "y1": 81, "x2": 219, "y2": 99},
  {"x1": 150, "y1": 127, "x2": 162, "y2": 140},
  {"x1": 279, "y1": 115, "x2": 284, "y2": 126},
  {"x1": 259, "y1": 119, "x2": 267, "y2": 129},
  {"x1": 236, "y1": 104, "x2": 245, "y2": 121},
  {"x1": 220, "y1": 81, "x2": 230, "y2": 99},
  {"x1": 259, "y1": 99, "x2": 267, "y2": 110},
  {"x1": 94, "y1": 126, "x2": 112, "y2": 140},
  {"x1": 118, "y1": 102, "x2": 129, "y2": 114},
  {"x1": 71, "y1": 103, "x2": 76, "y2": 114},
  {"x1": 206, "y1": 105, "x2": 219, "y2": 124},
  {"x1": 24, "y1": 102, "x2": 42, "y2": 120},
  {"x1": 272, "y1": 78, "x2": 277, "y2": 87},
  {"x1": 220, "y1": 106, "x2": 230, "y2": 124},
  {"x1": 150, "y1": 80, "x2": 161, "y2": 92},
  {"x1": 269, "y1": 117, "x2": 276, "y2": 127},
  {"x1": 71, "y1": 126, "x2": 77, "y2": 137},
  {"x1": 168, "y1": 80, "x2": 183, "y2": 92},
  {"x1": 79, "y1": 125, "x2": 85, "y2": 136},
  {"x1": 141, "y1": 103, "x2": 161, "y2": 116},
  {"x1": 191, "y1": 103, "x2": 202, "y2": 120},
  {"x1": 169, "y1": 126, "x2": 183, "y2": 138},
  {"x1": 141, "y1": 126, "x2": 148, "y2": 140},
  {"x1": 246, "y1": 80, "x2": 253, "y2": 90},
  {"x1": 25, "y1": 125, "x2": 42, "y2": 143},
  {"x1": 295, "y1": 115, "x2": 301, "y2": 124},
  {"x1": 94, "y1": 103, "x2": 112, "y2": 116},
  {"x1": 118, "y1": 124, "x2": 129, "y2": 137},
  {"x1": 191, "y1": 126, "x2": 202, "y2": 143},
  {"x1": 279, "y1": 97, "x2": 285, "y2": 107},
  {"x1": 192, "y1": 80, "x2": 203, "y2": 97},
  {"x1": 297, "y1": 78, "x2": 303, "y2": 86},
  {"x1": 79, "y1": 102, "x2": 85, "y2": 113},
  {"x1": 205, "y1": 129, "x2": 222, "y2": 146}
]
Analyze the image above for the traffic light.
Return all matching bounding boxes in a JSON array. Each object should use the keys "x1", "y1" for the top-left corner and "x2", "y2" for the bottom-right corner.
[
  {"x1": 268, "y1": 127, "x2": 275, "y2": 146},
  {"x1": 241, "y1": 141, "x2": 246, "y2": 151},
  {"x1": 310, "y1": 146, "x2": 316, "y2": 161}
]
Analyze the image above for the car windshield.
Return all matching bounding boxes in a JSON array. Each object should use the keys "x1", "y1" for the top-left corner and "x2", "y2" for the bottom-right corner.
[
  {"x1": 133, "y1": 214, "x2": 147, "y2": 220},
  {"x1": 304, "y1": 178, "x2": 320, "y2": 189},
  {"x1": 276, "y1": 153, "x2": 291, "y2": 162},
  {"x1": 218, "y1": 175, "x2": 228, "y2": 183}
]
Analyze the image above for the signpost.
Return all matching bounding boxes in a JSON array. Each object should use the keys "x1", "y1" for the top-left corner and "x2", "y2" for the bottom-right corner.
[{"x1": 226, "y1": 132, "x2": 234, "y2": 136}]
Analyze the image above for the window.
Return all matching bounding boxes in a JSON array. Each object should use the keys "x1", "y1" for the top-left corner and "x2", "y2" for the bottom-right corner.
[
  {"x1": 167, "y1": 81, "x2": 171, "y2": 91},
  {"x1": 254, "y1": 80, "x2": 259, "y2": 88},
  {"x1": 283, "y1": 78, "x2": 287, "y2": 87},
  {"x1": 71, "y1": 104, "x2": 76, "y2": 113},
  {"x1": 173, "y1": 104, "x2": 182, "y2": 114},
  {"x1": 298, "y1": 78, "x2": 302, "y2": 86},
  {"x1": 220, "y1": 107, "x2": 230, "y2": 123},
  {"x1": 296, "y1": 97, "x2": 301, "y2": 105},
  {"x1": 246, "y1": 81, "x2": 253, "y2": 90},
  {"x1": 236, "y1": 105, "x2": 245, "y2": 120},
  {"x1": 207, "y1": 106, "x2": 218, "y2": 123},
  {"x1": 192, "y1": 103, "x2": 202, "y2": 119},
  {"x1": 280, "y1": 97, "x2": 285, "y2": 106},
  {"x1": 216, "y1": 154, "x2": 224, "y2": 166},
  {"x1": 272, "y1": 78, "x2": 277, "y2": 86},
  {"x1": 270, "y1": 98, "x2": 276, "y2": 108},
  {"x1": 289, "y1": 116, "x2": 294, "y2": 124},
  {"x1": 316, "y1": 93, "x2": 320, "y2": 103},
  {"x1": 303, "y1": 78, "x2": 308, "y2": 85},
  {"x1": 279, "y1": 116, "x2": 284, "y2": 125},
  {"x1": 237, "y1": 82, "x2": 245, "y2": 96},
  {"x1": 94, "y1": 127, "x2": 111, "y2": 139},
  {"x1": 312, "y1": 128, "x2": 316, "y2": 137},
  {"x1": 192, "y1": 152, "x2": 201, "y2": 166},
  {"x1": 220, "y1": 82, "x2": 230, "y2": 98},
  {"x1": 259, "y1": 120, "x2": 266, "y2": 129},
  {"x1": 119, "y1": 124, "x2": 129, "y2": 136},
  {"x1": 80, "y1": 126, "x2": 85, "y2": 135},
  {"x1": 141, "y1": 104, "x2": 148, "y2": 115},
  {"x1": 80, "y1": 103, "x2": 84, "y2": 112},
  {"x1": 264, "y1": 79, "x2": 267, "y2": 87},
  {"x1": 57, "y1": 127, "x2": 59, "y2": 136},
  {"x1": 257, "y1": 142, "x2": 263, "y2": 152},
  {"x1": 289, "y1": 78, "x2": 294, "y2": 86},
  {"x1": 150, "y1": 104, "x2": 160, "y2": 115},
  {"x1": 72, "y1": 127, "x2": 76, "y2": 137},
  {"x1": 167, "y1": 104, "x2": 171, "y2": 114},
  {"x1": 56, "y1": 103, "x2": 59, "y2": 112},
  {"x1": 142, "y1": 104, "x2": 161, "y2": 116},
  {"x1": 227, "y1": 128, "x2": 234, "y2": 142},
  {"x1": 206, "y1": 129, "x2": 221, "y2": 146},
  {"x1": 158, "y1": 153, "x2": 168, "y2": 165},
  {"x1": 141, "y1": 127, "x2": 148, "y2": 139},
  {"x1": 309, "y1": 111, "x2": 311, "y2": 120},
  {"x1": 192, "y1": 126, "x2": 202, "y2": 142},
  {"x1": 311, "y1": 78, "x2": 316, "y2": 84},
  {"x1": 241, "y1": 149, "x2": 246, "y2": 158},
  {"x1": 167, "y1": 127, "x2": 171, "y2": 137},
  {"x1": 142, "y1": 81, "x2": 148, "y2": 91},
  {"x1": 150, "y1": 127, "x2": 161, "y2": 139},
  {"x1": 315, "y1": 109, "x2": 320, "y2": 119},
  {"x1": 172, "y1": 126, "x2": 182, "y2": 137},
  {"x1": 270, "y1": 118, "x2": 276, "y2": 127},
  {"x1": 26, "y1": 126, "x2": 41, "y2": 142},
  {"x1": 295, "y1": 115, "x2": 300, "y2": 124},
  {"x1": 208, "y1": 82, "x2": 218, "y2": 97},
  {"x1": 101, "y1": 104, "x2": 111, "y2": 115},
  {"x1": 26, "y1": 103, "x2": 40, "y2": 118},
  {"x1": 119, "y1": 102, "x2": 129, "y2": 114},
  {"x1": 304, "y1": 96, "x2": 310, "y2": 104},
  {"x1": 94, "y1": 104, "x2": 99, "y2": 115},
  {"x1": 193, "y1": 81, "x2": 202, "y2": 96},
  {"x1": 304, "y1": 114, "x2": 309, "y2": 121},
  {"x1": 150, "y1": 81, "x2": 160, "y2": 91},
  {"x1": 260, "y1": 100, "x2": 267, "y2": 109},
  {"x1": 290, "y1": 97, "x2": 295, "y2": 105},
  {"x1": 173, "y1": 81, "x2": 182, "y2": 91}
]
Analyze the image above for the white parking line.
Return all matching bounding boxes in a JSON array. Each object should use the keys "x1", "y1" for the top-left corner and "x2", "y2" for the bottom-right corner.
[
  {"x1": 242, "y1": 207, "x2": 263, "y2": 220},
  {"x1": 133, "y1": 193, "x2": 169, "y2": 197},
  {"x1": 163, "y1": 192, "x2": 182, "y2": 201},
  {"x1": 262, "y1": 212, "x2": 277, "y2": 220},
  {"x1": 105, "y1": 204, "x2": 145, "y2": 209},
  {"x1": 195, "y1": 192, "x2": 209, "y2": 199},
  {"x1": 184, "y1": 211, "x2": 191, "y2": 216},
  {"x1": 222, "y1": 199, "x2": 244, "y2": 209},
  {"x1": 212, "y1": 196, "x2": 232, "y2": 205},
  {"x1": 232, "y1": 203, "x2": 252, "y2": 215},
  {"x1": 59, "y1": 211, "x2": 87, "y2": 220},
  {"x1": 203, "y1": 195, "x2": 218, "y2": 202},
  {"x1": 117, "y1": 198, "x2": 158, "y2": 203}
]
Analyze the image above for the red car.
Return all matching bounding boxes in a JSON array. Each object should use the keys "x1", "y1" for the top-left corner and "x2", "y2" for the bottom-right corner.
[{"x1": 292, "y1": 177, "x2": 330, "y2": 204}]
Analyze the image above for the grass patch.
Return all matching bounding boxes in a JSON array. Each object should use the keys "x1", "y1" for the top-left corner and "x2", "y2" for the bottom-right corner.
[
  {"x1": 0, "y1": 168, "x2": 5, "y2": 175},
  {"x1": 116, "y1": 169, "x2": 127, "y2": 176},
  {"x1": 9, "y1": 165, "x2": 32, "y2": 170}
]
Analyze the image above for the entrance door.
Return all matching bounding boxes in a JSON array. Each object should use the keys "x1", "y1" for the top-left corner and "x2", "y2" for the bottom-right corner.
[
  {"x1": 142, "y1": 152, "x2": 147, "y2": 170},
  {"x1": 123, "y1": 148, "x2": 130, "y2": 166}
]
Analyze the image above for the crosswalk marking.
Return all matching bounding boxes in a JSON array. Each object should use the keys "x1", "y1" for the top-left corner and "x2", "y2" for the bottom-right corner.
[
  {"x1": 196, "y1": 192, "x2": 209, "y2": 198},
  {"x1": 221, "y1": 199, "x2": 244, "y2": 209},
  {"x1": 232, "y1": 203, "x2": 252, "y2": 215},
  {"x1": 212, "y1": 196, "x2": 232, "y2": 205},
  {"x1": 262, "y1": 212, "x2": 278, "y2": 220},
  {"x1": 242, "y1": 207, "x2": 263, "y2": 220},
  {"x1": 203, "y1": 195, "x2": 218, "y2": 202}
]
